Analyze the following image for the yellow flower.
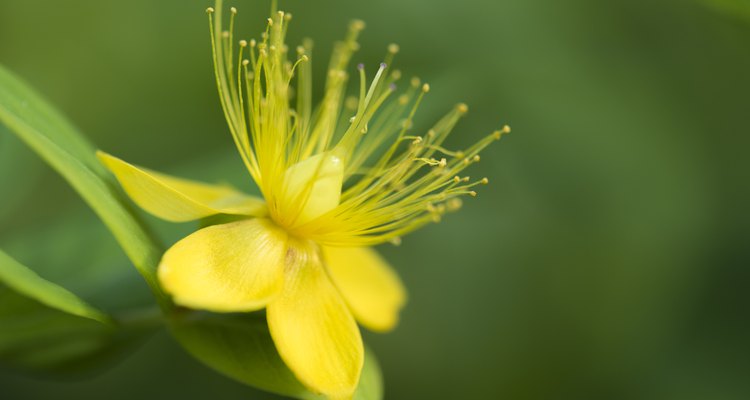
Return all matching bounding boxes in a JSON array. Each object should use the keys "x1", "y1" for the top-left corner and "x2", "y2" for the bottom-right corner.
[{"x1": 97, "y1": 0, "x2": 507, "y2": 398}]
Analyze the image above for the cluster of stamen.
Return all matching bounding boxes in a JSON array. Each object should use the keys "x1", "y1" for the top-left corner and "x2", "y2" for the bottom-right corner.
[{"x1": 207, "y1": 0, "x2": 509, "y2": 246}]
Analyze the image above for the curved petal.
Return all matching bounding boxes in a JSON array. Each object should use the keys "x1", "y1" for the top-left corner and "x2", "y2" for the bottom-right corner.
[
  {"x1": 158, "y1": 219, "x2": 287, "y2": 312},
  {"x1": 97, "y1": 151, "x2": 266, "y2": 222},
  {"x1": 323, "y1": 246, "x2": 407, "y2": 332},
  {"x1": 281, "y1": 151, "x2": 344, "y2": 226},
  {"x1": 267, "y1": 243, "x2": 363, "y2": 399}
]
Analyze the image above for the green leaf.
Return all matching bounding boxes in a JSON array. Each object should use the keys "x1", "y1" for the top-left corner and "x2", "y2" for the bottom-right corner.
[
  {"x1": 0, "y1": 249, "x2": 110, "y2": 324},
  {"x1": 170, "y1": 311, "x2": 383, "y2": 400},
  {"x1": 0, "y1": 64, "x2": 169, "y2": 309},
  {"x1": 0, "y1": 249, "x2": 127, "y2": 373}
]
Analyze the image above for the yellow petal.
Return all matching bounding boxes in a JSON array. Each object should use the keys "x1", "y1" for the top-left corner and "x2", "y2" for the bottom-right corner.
[
  {"x1": 323, "y1": 246, "x2": 407, "y2": 332},
  {"x1": 97, "y1": 151, "x2": 266, "y2": 222},
  {"x1": 158, "y1": 219, "x2": 287, "y2": 312},
  {"x1": 282, "y1": 151, "x2": 344, "y2": 226},
  {"x1": 267, "y1": 242, "x2": 363, "y2": 399}
]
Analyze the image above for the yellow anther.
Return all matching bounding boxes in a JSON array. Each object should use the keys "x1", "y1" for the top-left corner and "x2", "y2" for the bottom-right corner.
[
  {"x1": 398, "y1": 95, "x2": 409, "y2": 105},
  {"x1": 481, "y1": 177, "x2": 489, "y2": 184},
  {"x1": 267, "y1": 18, "x2": 273, "y2": 26},
  {"x1": 469, "y1": 191, "x2": 478, "y2": 197},
  {"x1": 222, "y1": 31, "x2": 230, "y2": 38},
  {"x1": 456, "y1": 150, "x2": 465, "y2": 158},
  {"x1": 250, "y1": 39, "x2": 256, "y2": 47},
  {"x1": 438, "y1": 158, "x2": 447, "y2": 167},
  {"x1": 473, "y1": 155, "x2": 480, "y2": 162},
  {"x1": 391, "y1": 70, "x2": 402, "y2": 80},
  {"x1": 301, "y1": 55, "x2": 309, "y2": 62},
  {"x1": 427, "y1": 129, "x2": 436, "y2": 138},
  {"x1": 388, "y1": 43, "x2": 400, "y2": 54},
  {"x1": 457, "y1": 103, "x2": 469, "y2": 113},
  {"x1": 230, "y1": 7, "x2": 237, "y2": 14},
  {"x1": 453, "y1": 176, "x2": 461, "y2": 183},
  {"x1": 502, "y1": 124, "x2": 511, "y2": 134},
  {"x1": 285, "y1": 13, "x2": 293, "y2": 21},
  {"x1": 422, "y1": 83, "x2": 431, "y2": 93},
  {"x1": 410, "y1": 77, "x2": 421, "y2": 87},
  {"x1": 239, "y1": 40, "x2": 248, "y2": 47},
  {"x1": 296, "y1": 46, "x2": 305, "y2": 55},
  {"x1": 242, "y1": 59, "x2": 250, "y2": 66},
  {"x1": 351, "y1": 19, "x2": 366, "y2": 31},
  {"x1": 206, "y1": 7, "x2": 215, "y2": 14},
  {"x1": 345, "y1": 96, "x2": 358, "y2": 110},
  {"x1": 493, "y1": 130, "x2": 502, "y2": 140},
  {"x1": 447, "y1": 198, "x2": 463, "y2": 211}
]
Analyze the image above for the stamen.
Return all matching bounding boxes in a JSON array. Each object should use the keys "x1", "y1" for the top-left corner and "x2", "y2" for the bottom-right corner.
[{"x1": 205, "y1": 0, "x2": 503, "y2": 246}]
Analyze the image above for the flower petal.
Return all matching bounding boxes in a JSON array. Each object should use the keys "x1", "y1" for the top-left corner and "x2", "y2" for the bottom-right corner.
[
  {"x1": 158, "y1": 219, "x2": 287, "y2": 312},
  {"x1": 267, "y1": 243, "x2": 363, "y2": 399},
  {"x1": 282, "y1": 151, "x2": 344, "y2": 226},
  {"x1": 323, "y1": 246, "x2": 407, "y2": 332},
  {"x1": 97, "y1": 151, "x2": 266, "y2": 222}
]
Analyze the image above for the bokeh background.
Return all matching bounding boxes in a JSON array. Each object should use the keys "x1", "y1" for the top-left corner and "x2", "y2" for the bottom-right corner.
[{"x1": 1, "y1": 0, "x2": 749, "y2": 398}]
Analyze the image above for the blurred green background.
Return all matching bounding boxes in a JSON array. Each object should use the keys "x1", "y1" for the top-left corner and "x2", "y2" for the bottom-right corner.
[{"x1": 1, "y1": 0, "x2": 749, "y2": 398}]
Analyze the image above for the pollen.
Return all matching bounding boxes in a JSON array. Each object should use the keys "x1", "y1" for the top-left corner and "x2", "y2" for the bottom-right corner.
[{"x1": 207, "y1": 0, "x2": 506, "y2": 246}]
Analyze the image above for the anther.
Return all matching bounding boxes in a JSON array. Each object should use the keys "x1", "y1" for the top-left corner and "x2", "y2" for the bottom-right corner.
[
  {"x1": 447, "y1": 198, "x2": 463, "y2": 211},
  {"x1": 388, "y1": 43, "x2": 400, "y2": 54},
  {"x1": 502, "y1": 125, "x2": 511, "y2": 134},
  {"x1": 222, "y1": 31, "x2": 230, "y2": 38},
  {"x1": 380, "y1": 62, "x2": 388, "y2": 69},
  {"x1": 492, "y1": 130, "x2": 502, "y2": 140},
  {"x1": 481, "y1": 177, "x2": 489, "y2": 184},
  {"x1": 410, "y1": 77, "x2": 421, "y2": 87},
  {"x1": 427, "y1": 129, "x2": 436, "y2": 138},
  {"x1": 285, "y1": 13, "x2": 293, "y2": 21},
  {"x1": 457, "y1": 103, "x2": 469, "y2": 113},
  {"x1": 469, "y1": 191, "x2": 478, "y2": 197},
  {"x1": 296, "y1": 46, "x2": 305, "y2": 55},
  {"x1": 357, "y1": 63, "x2": 365, "y2": 70},
  {"x1": 230, "y1": 7, "x2": 237, "y2": 14},
  {"x1": 422, "y1": 83, "x2": 431, "y2": 93},
  {"x1": 473, "y1": 155, "x2": 480, "y2": 162},
  {"x1": 453, "y1": 176, "x2": 461, "y2": 183},
  {"x1": 239, "y1": 40, "x2": 248, "y2": 47},
  {"x1": 250, "y1": 39, "x2": 257, "y2": 47},
  {"x1": 351, "y1": 20, "x2": 366, "y2": 31},
  {"x1": 301, "y1": 55, "x2": 309, "y2": 62},
  {"x1": 242, "y1": 59, "x2": 250, "y2": 66},
  {"x1": 345, "y1": 96, "x2": 358, "y2": 110},
  {"x1": 206, "y1": 7, "x2": 215, "y2": 14},
  {"x1": 267, "y1": 18, "x2": 274, "y2": 26},
  {"x1": 391, "y1": 70, "x2": 402, "y2": 80},
  {"x1": 438, "y1": 158, "x2": 447, "y2": 167}
]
